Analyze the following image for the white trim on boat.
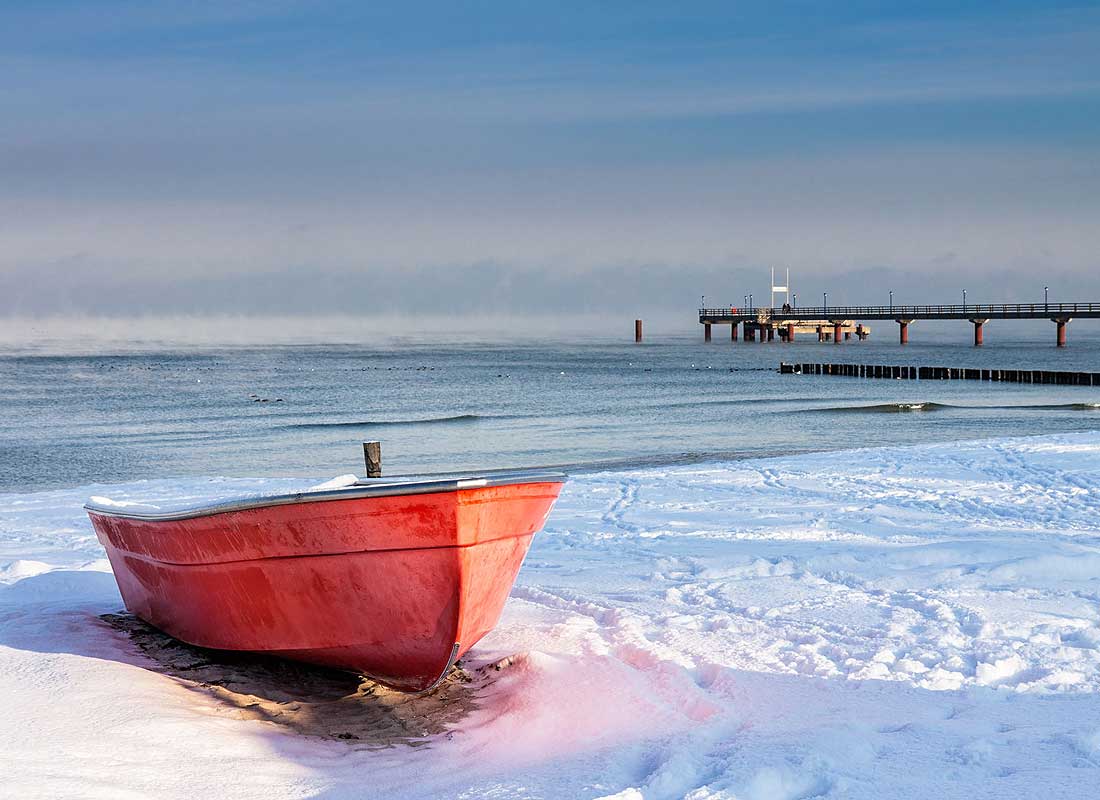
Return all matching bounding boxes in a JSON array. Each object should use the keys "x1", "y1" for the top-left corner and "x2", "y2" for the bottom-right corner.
[{"x1": 84, "y1": 471, "x2": 566, "y2": 522}]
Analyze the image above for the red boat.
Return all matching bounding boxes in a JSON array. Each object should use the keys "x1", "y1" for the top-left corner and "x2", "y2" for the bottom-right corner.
[{"x1": 86, "y1": 472, "x2": 564, "y2": 691}]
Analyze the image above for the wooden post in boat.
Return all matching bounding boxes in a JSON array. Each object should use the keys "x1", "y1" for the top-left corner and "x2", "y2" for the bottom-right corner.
[{"x1": 363, "y1": 441, "x2": 382, "y2": 478}]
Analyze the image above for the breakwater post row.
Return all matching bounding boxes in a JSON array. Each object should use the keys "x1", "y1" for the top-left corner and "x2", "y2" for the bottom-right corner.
[{"x1": 779, "y1": 362, "x2": 1100, "y2": 385}]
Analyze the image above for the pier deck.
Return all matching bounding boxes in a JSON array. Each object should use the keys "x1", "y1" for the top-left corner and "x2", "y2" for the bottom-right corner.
[{"x1": 698, "y1": 302, "x2": 1100, "y2": 347}]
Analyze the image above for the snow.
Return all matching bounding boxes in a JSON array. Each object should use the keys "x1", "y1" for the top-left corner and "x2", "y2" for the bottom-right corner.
[
  {"x1": 83, "y1": 475, "x2": 363, "y2": 517},
  {"x1": 87, "y1": 495, "x2": 163, "y2": 513},
  {"x1": 2, "y1": 432, "x2": 1100, "y2": 798},
  {"x1": 83, "y1": 473, "x2": 499, "y2": 517},
  {"x1": 305, "y1": 474, "x2": 360, "y2": 491}
]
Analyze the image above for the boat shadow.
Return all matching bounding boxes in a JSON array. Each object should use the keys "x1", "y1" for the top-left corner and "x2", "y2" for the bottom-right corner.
[{"x1": 98, "y1": 612, "x2": 494, "y2": 748}]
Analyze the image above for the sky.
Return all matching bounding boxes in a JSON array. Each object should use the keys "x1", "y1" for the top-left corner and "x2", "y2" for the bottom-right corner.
[{"x1": 1, "y1": 1, "x2": 1099, "y2": 319}]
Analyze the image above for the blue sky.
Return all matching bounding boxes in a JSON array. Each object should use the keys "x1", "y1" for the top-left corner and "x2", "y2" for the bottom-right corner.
[{"x1": 2, "y1": 1, "x2": 1098, "y2": 315}]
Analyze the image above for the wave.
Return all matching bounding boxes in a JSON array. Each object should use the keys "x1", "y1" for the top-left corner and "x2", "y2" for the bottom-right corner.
[
  {"x1": 283, "y1": 398, "x2": 844, "y2": 430},
  {"x1": 805, "y1": 402, "x2": 1100, "y2": 414},
  {"x1": 284, "y1": 414, "x2": 499, "y2": 430},
  {"x1": 481, "y1": 447, "x2": 822, "y2": 476},
  {"x1": 1018, "y1": 403, "x2": 1100, "y2": 411},
  {"x1": 808, "y1": 402, "x2": 953, "y2": 413},
  {"x1": 655, "y1": 396, "x2": 830, "y2": 411}
]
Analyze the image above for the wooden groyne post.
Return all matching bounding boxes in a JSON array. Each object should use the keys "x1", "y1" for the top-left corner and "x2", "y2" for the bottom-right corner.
[
  {"x1": 363, "y1": 441, "x2": 382, "y2": 478},
  {"x1": 779, "y1": 362, "x2": 1100, "y2": 385}
]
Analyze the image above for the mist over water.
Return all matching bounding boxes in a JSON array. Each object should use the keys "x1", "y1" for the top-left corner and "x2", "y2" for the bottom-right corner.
[{"x1": 3, "y1": 319, "x2": 1099, "y2": 493}]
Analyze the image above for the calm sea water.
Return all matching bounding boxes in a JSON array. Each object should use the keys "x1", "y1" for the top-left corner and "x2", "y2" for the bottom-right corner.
[{"x1": 3, "y1": 322, "x2": 1099, "y2": 493}]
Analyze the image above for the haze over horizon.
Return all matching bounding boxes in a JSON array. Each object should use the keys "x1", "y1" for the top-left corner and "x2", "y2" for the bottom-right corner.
[{"x1": 3, "y1": 1, "x2": 1099, "y2": 318}]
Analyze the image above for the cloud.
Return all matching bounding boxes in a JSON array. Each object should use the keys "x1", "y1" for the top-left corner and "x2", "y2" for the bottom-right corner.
[{"x1": 1, "y1": 2, "x2": 1099, "y2": 317}]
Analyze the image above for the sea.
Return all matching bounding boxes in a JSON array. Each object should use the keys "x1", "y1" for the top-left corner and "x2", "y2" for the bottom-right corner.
[{"x1": 2, "y1": 317, "x2": 1099, "y2": 494}]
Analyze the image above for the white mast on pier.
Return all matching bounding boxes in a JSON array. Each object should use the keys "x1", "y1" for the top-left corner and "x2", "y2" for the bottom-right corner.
[{"x1": 771, "y1": 267, "x2": 790, "y2": 309}]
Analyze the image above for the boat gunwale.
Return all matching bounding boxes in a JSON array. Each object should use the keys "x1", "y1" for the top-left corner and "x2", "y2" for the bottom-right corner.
[{"x1": 84, "y1": 471, "x2": 566, "y2": 522}]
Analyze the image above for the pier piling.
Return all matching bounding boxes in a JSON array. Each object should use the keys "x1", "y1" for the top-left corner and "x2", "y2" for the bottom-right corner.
[
  {"x1": 971, "y1": 319, "x2": 986, "y2": 347},
  {"x1": 635, "y1": 319, "x2": 643, "y2": 343},
  {"x1": 1054, "y1": 318, "x2": 1069, "y2": 347}
]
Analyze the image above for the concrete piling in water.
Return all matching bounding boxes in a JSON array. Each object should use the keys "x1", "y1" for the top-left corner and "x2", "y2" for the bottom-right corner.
[
  {"x1": 704, "y1": 323, "x2": 712, "y2": 342},
  {"x1": 971, "y1": 319, "x2": 986, "y2": 346},
  {"x1": 1054, "y1": 318, "x2": 1069, "y2": 347}
]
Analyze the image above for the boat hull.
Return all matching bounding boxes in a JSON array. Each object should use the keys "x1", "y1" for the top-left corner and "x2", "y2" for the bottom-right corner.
[{"x1": 88, "y1": 479, "x2": 562, "y2": 691}]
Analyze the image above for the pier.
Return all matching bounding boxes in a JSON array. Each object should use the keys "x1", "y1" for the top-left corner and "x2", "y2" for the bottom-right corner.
[{"x1": 699, "y1": 301, "x2": 1100, "y2": 347}]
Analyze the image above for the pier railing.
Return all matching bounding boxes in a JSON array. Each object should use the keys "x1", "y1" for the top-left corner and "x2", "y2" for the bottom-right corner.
[{"x1": 699, "y1": 302, "x2": 1100, "y2": 320}]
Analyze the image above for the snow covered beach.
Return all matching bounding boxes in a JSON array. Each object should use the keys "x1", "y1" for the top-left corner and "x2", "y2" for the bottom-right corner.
[{"x1": 3, "y1": 433, "x2": 1100, "y2": 798}]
